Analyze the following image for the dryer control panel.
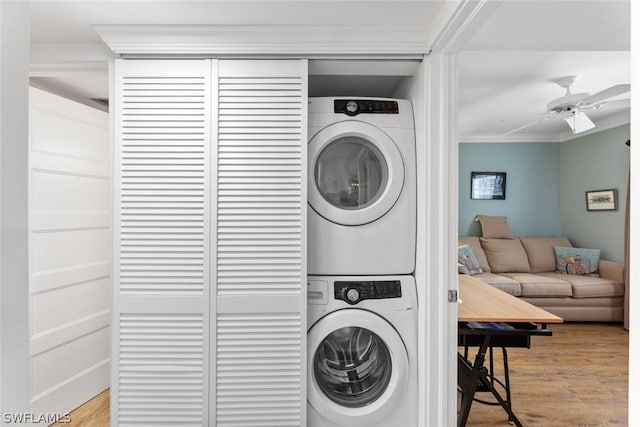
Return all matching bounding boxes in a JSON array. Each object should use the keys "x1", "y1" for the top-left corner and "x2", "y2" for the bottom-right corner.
[
  {"x1": 334, "y1": 99, "x2": 399, "y2": 116},
  {"x1": 334, "y1": 280, "x2": 402, "y2": 305}
]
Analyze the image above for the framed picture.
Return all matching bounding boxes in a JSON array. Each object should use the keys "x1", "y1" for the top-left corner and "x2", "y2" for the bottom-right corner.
[
  {"x1": 470, "y1": 172, "x2": 507, "y2": 200},
  {"x1": 585, "y1": 189, "x2": 618, "y2": 211}
]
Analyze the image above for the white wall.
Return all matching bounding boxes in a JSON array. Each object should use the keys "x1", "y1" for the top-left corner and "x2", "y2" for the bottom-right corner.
[
  {"x1": 29, "y1": 88, "x2": 110, "y2": 415},
  {"x1": 1, "y1": 2, "x2": 31, "y2": 422}
]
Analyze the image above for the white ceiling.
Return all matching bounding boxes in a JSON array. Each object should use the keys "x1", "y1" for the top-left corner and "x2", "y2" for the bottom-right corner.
[
  {"x1": 458, "y1": 0, "x2": 631, "y2": 142},
  {"x1": 28, "y1": 0, "x2": 447, "y2": 108},
  {"x1": 27, "y1": 0, "x2": 631, "y2": 142}
]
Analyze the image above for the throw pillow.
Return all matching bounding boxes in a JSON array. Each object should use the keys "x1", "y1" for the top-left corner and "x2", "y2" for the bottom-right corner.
[
  {"x1": 458, "y1": 236, "x2": 491, "y2": 272},
  {"x1": 476, "y1": 215, "x2": 513, "y2": 239},
  {"x1": 520, "y1": 237, "x2": 573, "y2": 273},
  {"x1": 554, "y1": 246, "x2": 601, "y2": 275},
  {"x1": 458, "y1": 262, "x2": 470, "y2": 275},
  {"x1": 480, "y1": 238, "x2": 531, "y2": 273},
  {"x1": 458, "y1": 244, "x2": 483, "y2": 275}
]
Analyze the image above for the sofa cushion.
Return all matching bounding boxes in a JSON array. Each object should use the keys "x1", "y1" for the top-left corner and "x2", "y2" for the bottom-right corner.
[
  {"x1": 472, "y1": 272, "x2": 521, "y2": 296},
  {"x1": 520, "y1": 237, "x2": 573, "y2": 273},
  {"x1": 458, "y1": 236, "x2": 491, "y2": 272},
  {"x1": 480, "y1": 238, "x2": 531, "y2": 273},
  {"x1": 458, "y1": 244, "x2": 483, "y2": 275},
  {"x1": 476, "y1": 215, "x2": 513, "y2": 239},
  {"x1": 501, "y1": 273, "x2": 572, "y2": 297},
  {"x1": 554, "y1": 246, "x2": 601, "y2": 275},
  {"x1": 539, "y1": 272, "x2": 624, "y2": 298}
]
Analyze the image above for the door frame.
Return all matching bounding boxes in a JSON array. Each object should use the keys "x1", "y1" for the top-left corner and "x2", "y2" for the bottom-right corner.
[{"x1": 98, "y1": 2, "x2": 500, "y2": 424}]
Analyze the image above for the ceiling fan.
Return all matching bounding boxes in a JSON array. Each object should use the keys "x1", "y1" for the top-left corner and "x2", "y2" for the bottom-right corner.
[{"x1": 504, "y1": 76, "x2": 630, "y2": 136}]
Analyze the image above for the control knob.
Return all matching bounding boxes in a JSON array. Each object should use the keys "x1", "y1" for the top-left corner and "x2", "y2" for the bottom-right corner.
[
  {"x1": 345, "y1": 101, "x2": 359, "y2": 114},
  {"x1": 346, "y1": 288, "x2": 360, "y2": 303}
]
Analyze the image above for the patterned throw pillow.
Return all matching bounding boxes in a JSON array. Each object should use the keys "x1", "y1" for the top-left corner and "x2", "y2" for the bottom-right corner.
[
  {"x1": 458, "y1": 244, "x2": 483, "y2": 275},
  {"x1": 554, "y1": 246, "x2": 601, "y2": 275}
]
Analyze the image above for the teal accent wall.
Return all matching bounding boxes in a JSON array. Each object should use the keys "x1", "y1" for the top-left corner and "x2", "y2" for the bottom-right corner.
[
  {"x1": 458, "y1": 124, "x2": 630, "y2": 263},
  {"x1": 558, "y1": 124, "x2": 630, "y2": 262},
  {"x1": 459, "y1": 143, "x2": 561, "y2": 237}
]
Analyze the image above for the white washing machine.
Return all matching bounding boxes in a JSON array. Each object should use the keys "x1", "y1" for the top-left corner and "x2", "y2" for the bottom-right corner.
[
  {"x1": 307, "y1": 275, "x2": 418, "y2": 427},
  {"x1": 308, "y1": 97, "x2": 416, "y2": 275}
]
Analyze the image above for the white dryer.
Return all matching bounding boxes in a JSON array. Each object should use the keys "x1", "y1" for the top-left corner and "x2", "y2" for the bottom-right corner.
[
  {"x1": 308, "y1": 97, "x2": 416, "y2": 275},
  {"x1": 307, "y1": 275, "x2": 418, "y2": 427}
]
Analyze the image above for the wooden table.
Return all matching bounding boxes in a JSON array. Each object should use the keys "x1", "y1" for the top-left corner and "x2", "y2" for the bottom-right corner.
[
  {"x1": 457, "y1": 276, "x2": 563, "y2": 427},
  {"x1": 459, "y1": 275, "x2": 564, "y2": 324}
]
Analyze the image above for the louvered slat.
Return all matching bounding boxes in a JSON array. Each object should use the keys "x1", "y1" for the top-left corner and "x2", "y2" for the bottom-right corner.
[
  {"x1": 214, "y1": 60, "x2": 307, "y2": 426},
  {"x1": 215, "y1": 314, "x2": 302, "y2": 427},
  {"x1": 119, "y1": 71, "x2": 207, "y2": 295},
  {"x1": 114, "y1": 60, "x2": 211, "y2": 426},
  {"x1": 216, "y1": 69, "x2": 303, "y2": 296},
  {"x1": 118, "y1": 314, "x2": 205, "y2": 425}
]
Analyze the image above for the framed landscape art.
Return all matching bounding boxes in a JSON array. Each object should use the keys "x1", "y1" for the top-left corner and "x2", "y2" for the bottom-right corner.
[{"x1": 585, "y1": 189, "x2": 617, "y2": 211}]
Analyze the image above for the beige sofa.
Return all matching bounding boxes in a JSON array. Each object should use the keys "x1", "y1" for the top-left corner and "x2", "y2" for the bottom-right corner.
[{"x1": 459, "y1": 236, "x2": 625, "y2": 322}]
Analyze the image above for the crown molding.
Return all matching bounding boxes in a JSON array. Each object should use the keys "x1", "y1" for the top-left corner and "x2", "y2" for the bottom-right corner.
[
  {"x1": 94, "y1": 24, "x2": 431, "y2": 57},
  {"x1": 459, "y1": 133, "x2": 563, "y2": 143},
  {"x1": 460, "y1": 113, "x2": 630, "y2": 143}
]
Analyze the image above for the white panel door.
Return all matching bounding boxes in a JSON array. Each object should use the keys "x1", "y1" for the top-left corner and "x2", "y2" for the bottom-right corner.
[
  {"x1": 212, "y1": 60, "x2": 308, "y2": 427},
  {"x1": 112, "y1": 59, "x2": 212, "y2": 426},
  {"x1": 29, "y1": 87, "x2": 110, "y2": 418}
]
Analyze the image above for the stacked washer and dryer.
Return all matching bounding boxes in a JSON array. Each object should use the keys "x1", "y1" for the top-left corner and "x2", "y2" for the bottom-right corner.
[{"x1": 307, "y1": 98, "x2": 418, "y2": 427}]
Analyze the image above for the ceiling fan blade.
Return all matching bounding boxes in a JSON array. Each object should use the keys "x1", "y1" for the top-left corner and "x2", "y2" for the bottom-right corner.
[
  {"x1": 502, "y1": 116, "x2": 552, "y2": 136},
  {"x1": 581, "y1": 84, "x2": 630, "y2": 105},
  {"x1": 599, "y1": 98, "x2": 631, "y2": 110}
]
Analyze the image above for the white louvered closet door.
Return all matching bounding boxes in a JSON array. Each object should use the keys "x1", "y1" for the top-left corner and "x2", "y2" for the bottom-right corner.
[
  {"x1": 213, "y1": 60, "x2": 308, "y2": 427},
  {"x1": 113, "y1": 59, "x2": 307, "y2": 426},
  {"x1": 113, "y1": 60, "x2": 212, "y2": 426}
]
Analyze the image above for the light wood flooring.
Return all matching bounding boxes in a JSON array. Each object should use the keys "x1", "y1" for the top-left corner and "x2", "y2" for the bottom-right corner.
[
  {"x1": 51, "y1": 389, "x2": 109, "y2": 427},
  {"x1": 461, "y1": 322, "x2": 628, "y2": 426},
  {"x1": 55, "y1": 323, "x2": 627, "y2": 426}
]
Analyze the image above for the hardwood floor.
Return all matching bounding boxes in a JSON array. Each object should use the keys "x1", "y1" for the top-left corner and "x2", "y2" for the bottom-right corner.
[
  {"x1": 55, "y1": 323, "x2": 627, "y2": 426},
  {"x1": 51, "y1": 389, "x2": 109, "y2": 427},
  {"x1": 461, "y1": 322, "x2": 629, "y2": 426}
]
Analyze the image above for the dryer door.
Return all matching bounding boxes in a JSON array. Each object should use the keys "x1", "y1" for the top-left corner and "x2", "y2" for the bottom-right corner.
[
  {"x1": 308, "y1": 121, "x2": 404, "y2": 226},
  {"x1": 307, "y1": 309, "x2": 409, "y2": 427}
]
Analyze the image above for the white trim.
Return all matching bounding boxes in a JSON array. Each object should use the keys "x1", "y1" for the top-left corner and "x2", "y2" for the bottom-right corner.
[
  {"x1": 1, "y1": 1, "x2": 31, "y2": 419},
  {"x1": 460, "y1": 133, "x2": 563, "y2": 143},
  {"x1": 418, "y1": 1, "x2": 500, "y2": 426},
  {"x1": 429, "y1": 0, "x2": 503, "y2": 53},
  {"x1": 460, "y1": 115, "x2": 630, "y2": 143},
  {"x1": 628, "y1": 1, "x2": 639, "y2": 425},
  {"x1": 29, "y1": 61, "x2": 108, "y2": 77},
  {"x1": 460, "y1": 115, "x2": 631, "y2": 143},
  {"x1": 95, "y1": 25, "x2": 431, "y2": 57}
]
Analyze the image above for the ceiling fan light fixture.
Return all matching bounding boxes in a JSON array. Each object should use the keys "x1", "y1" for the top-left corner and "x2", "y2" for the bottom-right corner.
[{"x1": 564, "y1": 110, "x2": 595, "y2": 134}]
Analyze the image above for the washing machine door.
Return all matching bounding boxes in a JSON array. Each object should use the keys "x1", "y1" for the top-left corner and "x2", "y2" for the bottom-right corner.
[
  {"x1": 308, "y1": 121, "x2": 404, "y2": 226},
  {"x1": 307, "y1": 309, "x2": 409, "y2": 427}
]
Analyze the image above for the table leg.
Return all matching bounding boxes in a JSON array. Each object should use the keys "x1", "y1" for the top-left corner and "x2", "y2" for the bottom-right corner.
[
  {"x1": 457, "y1": 337, "x2": 524, "y2": 427},
  {"x1": 458, "y1": 335, "x2": 490, "y2": 427}
]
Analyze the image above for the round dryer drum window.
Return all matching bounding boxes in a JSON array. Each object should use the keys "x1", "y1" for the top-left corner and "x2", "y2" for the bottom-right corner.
[
  {"x1": 308, "y1": 121, "x2": 405, "y2": 226},
  {"x1": 314, "y1": 137, "x2": 388, "y2": 210},
  {"x1": 313, "y1": 326, "x2": 392, "y2": 408}
]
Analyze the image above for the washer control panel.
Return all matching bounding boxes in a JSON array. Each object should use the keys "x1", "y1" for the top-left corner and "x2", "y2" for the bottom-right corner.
[
  {"x1": 334, "y1": 99, "x2": 399, "y2": 116},
  {"x1": 334, "y1": 280, "x2": 402, "y2": 305}
]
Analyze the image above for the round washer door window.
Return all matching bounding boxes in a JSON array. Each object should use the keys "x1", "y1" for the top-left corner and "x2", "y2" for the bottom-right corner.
[
  {"x1": 307, "y1": 309, "x2": 409, "y2": 427},
  {"x1": 308, "y1": 121, "x2": 404, "y2": 226},
  {"x1": 314, "y1": 326, "x2": 392, "y2": 408}
]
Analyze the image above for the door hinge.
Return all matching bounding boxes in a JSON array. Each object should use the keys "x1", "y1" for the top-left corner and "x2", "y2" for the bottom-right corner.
[{"x1": 448, "y1": 289, "x2": 458, "y2": 303}]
